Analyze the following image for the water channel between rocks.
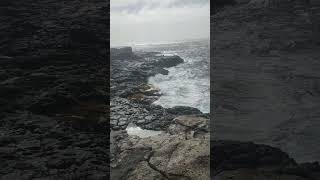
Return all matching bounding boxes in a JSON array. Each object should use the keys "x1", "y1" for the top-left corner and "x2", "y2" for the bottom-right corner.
[{"x1": 126, "y1": 123, "x2": 163, "y2": 138}]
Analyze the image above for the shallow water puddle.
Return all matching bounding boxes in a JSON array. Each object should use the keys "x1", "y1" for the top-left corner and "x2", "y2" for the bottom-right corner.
[{"x1": 126, "y1": 124, "x2": 162, "y2": 138}]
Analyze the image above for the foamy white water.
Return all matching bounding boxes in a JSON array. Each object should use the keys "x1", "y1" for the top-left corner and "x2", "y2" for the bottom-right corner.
[
  {"x1": 134, "y1": 40, "x2": 210, "y2": 113},
  {"x1": 126, "y1": 124, "x2": 163, "y2": 138}
]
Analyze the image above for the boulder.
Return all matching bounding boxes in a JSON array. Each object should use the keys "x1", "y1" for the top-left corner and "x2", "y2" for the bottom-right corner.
[
  {"x1": 149, "y1": 136, "x2": 210, "y2": 180},
  {"x1": 168, "y1": 115, "x2": 209, "y2": 138},
  {"x1": 166, "y1": 106, "x2": 202, "y2": 115},
  {"x1": 153, "y1": 55, "x2": 184, "y2": 68}
]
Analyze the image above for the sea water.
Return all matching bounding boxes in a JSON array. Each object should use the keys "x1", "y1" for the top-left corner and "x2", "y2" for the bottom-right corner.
[{"x1": 134, "y1": 39, "x2": 210, "y2": 113}]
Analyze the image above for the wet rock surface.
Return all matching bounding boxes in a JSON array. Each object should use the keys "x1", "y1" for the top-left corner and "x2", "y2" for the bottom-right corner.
[
  {"x1": 0, "y1": 0, "x2": 108, "y2": 179},
  {"x1": 110, "y1": 47, "x2": 210, "y2": 179},
  {"x1": 211, "y1": 141, "x2": 320, "y2": 180},
  {"x1": 110, "y1": 117, "x2": 210, "y2": 180},
  {"x1": 2, "y1": 1, "x2": 320, "y2": 179},
  {"x1": 110, "y1": 47, "x2": 191, "y2": 132},
  {"x1": 110, "y1": 40, "x2": 320, "y2": 179}
]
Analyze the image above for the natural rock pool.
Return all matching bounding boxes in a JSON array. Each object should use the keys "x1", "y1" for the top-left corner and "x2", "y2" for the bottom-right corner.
[{"x1": 126, "y1": 124, "x2": 163, "y2": 138}]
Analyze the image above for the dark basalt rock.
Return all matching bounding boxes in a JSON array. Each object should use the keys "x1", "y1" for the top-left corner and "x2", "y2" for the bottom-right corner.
[
  {"x1": 153, "y1": 55, "x2": 184, "y2": 68},
  {"x1": 0, "y1": 0, "x2": 109, "y2": 179},
  {"x1": 111, "y1": 47, "x2": 140, "y2": 60},
  {"x1": 153, "y1": 67, "x2": 169, "y2": 75},
  {"x1": 111, "y1": 47, "x2": 132, "y2": 54},
  {"x1": 300, "y1": 162, "x2": 320, "y2": 172},
  {"x1": 213, "y1": 0, "x2": 237, "y2": 10},
  {"x1": 166, "y1": 106, "x2": 203, "y2": 115},
  {"x1": 211, "y1": 140, "x2": 320, "y2": 179},
  {"x1": 212, "y1": 140, "x2": 296, "y2": 172}
]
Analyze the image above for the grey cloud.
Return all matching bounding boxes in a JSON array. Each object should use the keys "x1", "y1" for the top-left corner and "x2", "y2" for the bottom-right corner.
[
  {"x1": 111, "y1": 0, "x2": 210, "y2": 46},
  {"x1": 112, "y1": 0, "x2": 209, "y2": 13}
]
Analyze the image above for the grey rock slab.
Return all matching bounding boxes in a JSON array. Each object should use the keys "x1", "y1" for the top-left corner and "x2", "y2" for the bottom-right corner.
[
  {"x1": 149, "y1": 136, "x2": 210, "y2": 180},
  {"x1": 126, "y1": 161, "x2": 167, "y2": 180}
]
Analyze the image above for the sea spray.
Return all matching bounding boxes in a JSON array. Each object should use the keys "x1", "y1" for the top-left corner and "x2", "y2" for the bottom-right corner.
[{"x1": 134, "y1": 40, "x2": 210, "y2": 113}]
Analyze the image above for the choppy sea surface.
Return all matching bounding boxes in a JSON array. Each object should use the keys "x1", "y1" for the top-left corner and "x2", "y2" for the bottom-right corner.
[{"x1": 134, "y1": 39, "x2": 210, "y2": 113}]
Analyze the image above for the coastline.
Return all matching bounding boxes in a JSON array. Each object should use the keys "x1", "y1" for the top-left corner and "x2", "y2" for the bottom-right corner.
[
  {"x1": 141, "y1": 40, "x2": 210, "y2": 114},
  {"x1": 0, "y1": 0, "x2": 320, "y2": 179},
  {"x1": 110, "y1": 47, "x2": 210, "y2": 179},
  {"x1": 111, "y1": 47, "x2": 320, "y2": 180}
]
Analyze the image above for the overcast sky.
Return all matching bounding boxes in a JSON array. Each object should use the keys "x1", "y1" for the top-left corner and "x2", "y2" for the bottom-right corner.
[{"x1": 111, "y1": 0, "x2": 210, "y2": 47}]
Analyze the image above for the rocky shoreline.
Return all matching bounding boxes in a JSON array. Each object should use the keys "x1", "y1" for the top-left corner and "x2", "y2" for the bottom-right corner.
[
  {"x1": 0, "y1": 0, "x2": 320, "y2": 179},
  {"x1": 110, "y1": 47, "x2": 320, "y2": 180},
  {"x1": 110, "y1": 47, "x2": 210, "y2": 180}
]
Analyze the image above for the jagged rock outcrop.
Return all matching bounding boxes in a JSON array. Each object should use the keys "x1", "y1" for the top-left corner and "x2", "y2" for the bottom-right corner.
[
  {"x1": 153, "y1": 55, "x2": 184, "y2": 68},
  {"x1": 166, "y1": 106, "x2": 203, "y2": 115}
]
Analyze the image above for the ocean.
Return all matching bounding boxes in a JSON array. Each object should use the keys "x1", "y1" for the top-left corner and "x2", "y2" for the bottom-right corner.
[{"x1": 134, "y1": 39, "x2": 210, "y2": 113}]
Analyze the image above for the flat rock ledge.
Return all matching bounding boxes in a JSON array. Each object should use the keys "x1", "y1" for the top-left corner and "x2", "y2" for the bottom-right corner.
[{"x1": 111, "y1": 115, "x2": 210, "y2": 180}]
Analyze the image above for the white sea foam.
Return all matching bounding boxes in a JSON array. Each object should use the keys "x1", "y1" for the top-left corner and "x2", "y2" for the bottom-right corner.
[
  {"x1": 126, "y1": 125, "x2": 163, "y2": 138},
  {"x1": 137, "y1": 40, "x2": 210, "y2": 113}
]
